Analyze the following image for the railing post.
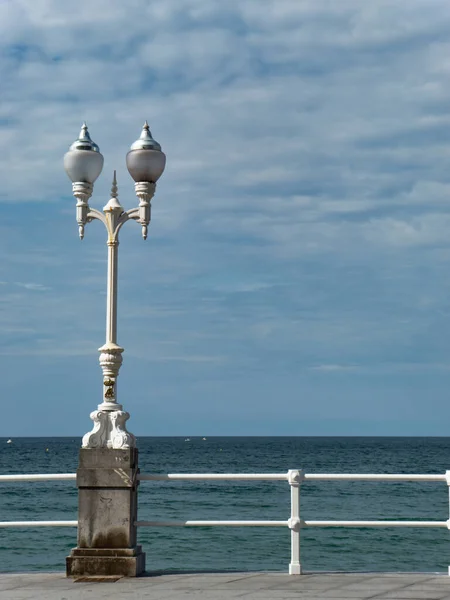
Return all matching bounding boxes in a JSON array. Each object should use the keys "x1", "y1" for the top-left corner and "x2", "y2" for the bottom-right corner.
[
  {"x1": 446, "y1": 471, "x2": 450, "y2": 576},
  {"x1": 288, "y1": 469, "x2": 303, "y2": 575}
]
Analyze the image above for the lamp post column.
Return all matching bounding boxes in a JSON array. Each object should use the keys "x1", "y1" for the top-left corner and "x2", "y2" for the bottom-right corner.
[
  {"x1": 100, "y1": 236, "x2": 122, "y2": 401},
  {"x1": 63, "y1": 123, "x2": 166, "y2": 578},
  {"x1": 106, "y1": 239, "x2": 119, "y2": 346},
  {"x1": 81, "y1": 175, "x2": 135, "y2": 451},
  {"x1": 97, "y1": 235, "x2": 124, "y2": 408}
]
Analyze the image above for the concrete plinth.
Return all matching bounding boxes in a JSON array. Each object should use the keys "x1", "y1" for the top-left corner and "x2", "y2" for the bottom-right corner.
[{"x1": 66, "y1": 448, "x2": 145, "y2": 577}]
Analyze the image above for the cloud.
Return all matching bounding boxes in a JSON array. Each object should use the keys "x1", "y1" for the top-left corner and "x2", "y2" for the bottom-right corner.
[
  {"x1": 310, "y1": 364, "x2": 360, "y2": 372},
  {"x1": 0, "y1": 0, "x2": 450, "y2": 434},
  {"x1": 14, "y1": 282, "x2": 51, "y2": 291}
]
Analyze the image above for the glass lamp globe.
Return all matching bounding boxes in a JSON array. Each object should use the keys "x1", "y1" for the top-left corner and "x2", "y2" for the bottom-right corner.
[
  {"x1": 126, "y1": 122, "x2": 166, "y2": 183},
  {"x1": 64, "y1": 123, "x2": 104, "y2": 184}
]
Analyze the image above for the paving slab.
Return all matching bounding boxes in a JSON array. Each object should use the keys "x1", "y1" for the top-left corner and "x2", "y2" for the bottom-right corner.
[{"x1": 0, "y1": 572, "x2": 449, "y2": 600}]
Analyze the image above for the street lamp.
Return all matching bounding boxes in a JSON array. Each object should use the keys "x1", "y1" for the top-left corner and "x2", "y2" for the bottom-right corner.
[{"x1": 63, "y1": 122, "x2": 166, "y2": 450}]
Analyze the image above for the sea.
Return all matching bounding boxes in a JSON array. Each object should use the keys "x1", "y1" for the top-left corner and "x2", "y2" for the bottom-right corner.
[{"x1": 0, "y1": 436, "x2": 448, "y2": 574}]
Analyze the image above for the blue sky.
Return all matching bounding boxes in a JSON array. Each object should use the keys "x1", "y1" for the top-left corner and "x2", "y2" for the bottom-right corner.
[{"x1": 1, "y1": 0, "x2": 450, "y2": 436}]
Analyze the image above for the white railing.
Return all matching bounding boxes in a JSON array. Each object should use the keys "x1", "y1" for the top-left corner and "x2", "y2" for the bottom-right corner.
[
  {"x1": 137, "y1": 470, "x2": 450, "y2": 575},
  {"x1": 0, "y1": 474, "x2": 76, "y2": 482},
  {"x1": 0, "y1": 470, "x2": 449, "y2": 574},
  {"x1": 0, "y1": 520, "x2": 78, "y2": 527},
  {"x1": 0, "y1": 474, "x2": 77, "y2": 528}
]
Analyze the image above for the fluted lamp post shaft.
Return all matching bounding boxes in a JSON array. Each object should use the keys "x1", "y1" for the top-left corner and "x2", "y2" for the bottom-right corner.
[{"x1": 63, "y1": 122, "x2": 166, "y2": 449}]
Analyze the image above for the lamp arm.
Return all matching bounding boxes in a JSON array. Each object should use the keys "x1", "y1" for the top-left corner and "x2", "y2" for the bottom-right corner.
[
  {"x1": 87, "y1": 208, "x2": 108, "y2": 226},
  {"x1": 111, "y1": 207, "x2": 141, "y2": 239},
  {"x1": 77, "y1": 205, "x2": 108, "y2": 240},
  {"x1": 113, "y1": 181, "x2": 155, "y2": 240},
  {"x1": 73, "y1": 182, "x2": 107, "y2": 239}
]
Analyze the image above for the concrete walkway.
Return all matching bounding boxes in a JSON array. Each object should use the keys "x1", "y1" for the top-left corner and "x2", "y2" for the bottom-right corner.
[{"x1": 1, "y1": 572, "x2": 450, "y2": 599}]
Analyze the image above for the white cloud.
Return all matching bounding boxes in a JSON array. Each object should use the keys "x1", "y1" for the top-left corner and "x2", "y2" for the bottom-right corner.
[
  {"x1": 310, "y1": 364, "x2": 359, "y2": 372},
  {"x1": 14, "y1": 282, "x2": 51, "y2": 291},
  {"x1": 1, "y1": 0, "x2": 450, "y2": 433}
]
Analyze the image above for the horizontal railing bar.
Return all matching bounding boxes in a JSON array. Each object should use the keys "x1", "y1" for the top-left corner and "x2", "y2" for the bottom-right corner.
[
  {"x1": 136, "y1": 519, "x2": 448, "y2": 528},
  {"x1": 0, "y1": 474, "x2": 76, "y2": 482},
  {"x1": 0, "y1": 473, "x2": 445, "y2": 483},
  {"x1": 136, "y1": 520, "x2": 288, "y2": 527},
  {"x1": 138, "y1": 473, "x2": 288, "y2": 481},
  {"x1": 0, "y1": 521, "x2": 78, "y2": 527},
  {"x1": 303, "y1": 520, "x2": 448, "y2": 528},
  {"x1": 138, "y1": 473, "x2": 447, "y2": 483},
  {"x1": 304, "y1": 474, "x2": 446, "y2": 481}
]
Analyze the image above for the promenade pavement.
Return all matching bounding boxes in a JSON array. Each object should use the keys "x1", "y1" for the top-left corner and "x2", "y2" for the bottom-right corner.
[{"x1": 1, "y1": 571, "x2": 450, "y2": 599}]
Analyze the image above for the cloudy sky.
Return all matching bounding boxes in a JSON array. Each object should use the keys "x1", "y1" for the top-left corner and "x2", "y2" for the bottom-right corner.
[{"x1": 1, "y1": 0, "x2": 450, "y2": 437}]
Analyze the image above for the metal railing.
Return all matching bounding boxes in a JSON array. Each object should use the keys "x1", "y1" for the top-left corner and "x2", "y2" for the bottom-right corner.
[
  {"x1": 0, "y1": 470, "x2": 449, "y2": 574},
  {"x1": 137, "y1": 470, "x2": 450, "y2": 575},
  {"x1": 0, "y1": 473, "x2": 77, "y2": 528}
]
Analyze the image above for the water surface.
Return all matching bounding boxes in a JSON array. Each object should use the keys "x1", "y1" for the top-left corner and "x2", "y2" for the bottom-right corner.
[{"x1": 0, "y1": 436, "x2": 448, "y2": 573}]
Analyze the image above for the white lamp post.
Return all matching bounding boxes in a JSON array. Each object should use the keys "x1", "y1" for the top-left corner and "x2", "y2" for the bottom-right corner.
[{"x1": 64, "y1": 122, "x2": 166, "y2": 450}]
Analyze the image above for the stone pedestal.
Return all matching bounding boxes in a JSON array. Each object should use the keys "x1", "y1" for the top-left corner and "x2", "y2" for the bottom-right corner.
[{"x1": 66, "y1": 448, "x2": 145, "y2": 577}]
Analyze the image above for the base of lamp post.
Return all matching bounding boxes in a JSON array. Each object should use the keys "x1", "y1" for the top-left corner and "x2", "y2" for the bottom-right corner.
[
  {"x1": 66, "y1": 447, "x2": 145, "y2": 577},
  {"x1": 82, "y1": 409, "x2": 136, "y2": 449},
  {"x1": 66, "y1": 547, "x2": 145, "y2": 577}
]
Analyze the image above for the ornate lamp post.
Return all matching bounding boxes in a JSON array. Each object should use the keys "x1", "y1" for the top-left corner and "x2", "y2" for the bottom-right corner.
[
  {"x1": 63, "y1": 122, "x2": 166, "y2": 577},
  {"x1": 63, "y1": 122, "x2": 166, "y2": 450}
]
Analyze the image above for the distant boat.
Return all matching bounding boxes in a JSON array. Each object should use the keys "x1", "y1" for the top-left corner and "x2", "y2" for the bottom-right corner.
[
  {"x1": 202, "y1": 437, "x2": 207, "y2": 440},
  {"x1": 6, "y1": 439, "x2": 12, "y2": 444},
  {"x1": 185, "y1": 438, "x2": 190, "y2": 442}
]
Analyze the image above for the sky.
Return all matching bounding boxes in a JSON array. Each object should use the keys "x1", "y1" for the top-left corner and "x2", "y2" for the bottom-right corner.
[{"x1": 1, "y1": 0, "x2": 450, "y2": 437}]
